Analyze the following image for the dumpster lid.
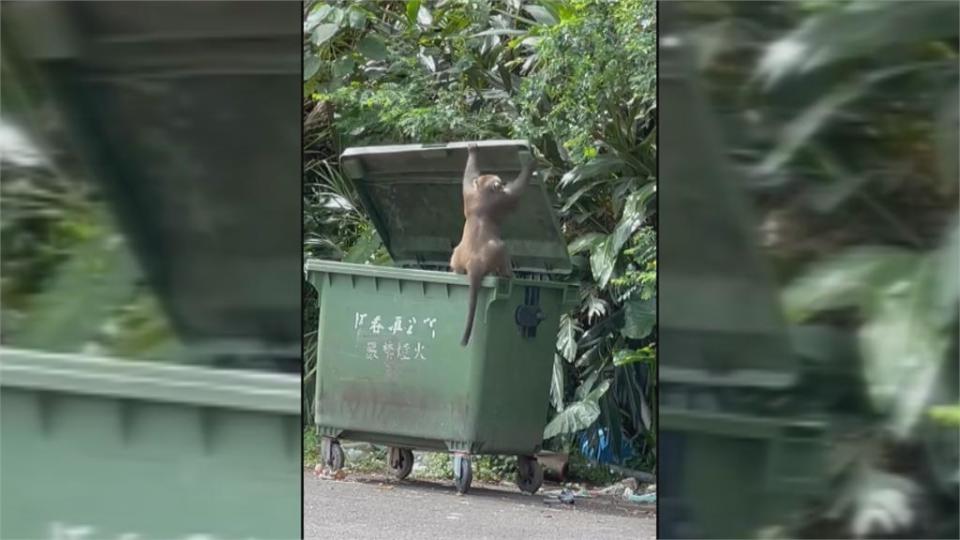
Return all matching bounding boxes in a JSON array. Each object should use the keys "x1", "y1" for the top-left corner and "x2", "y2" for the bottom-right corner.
[
  {"x1": 340, "y1": 140, "x2": 572, "y2": 275},
  {"x1": 2, "y1": 1, "x2": 301, "y2": 351}
]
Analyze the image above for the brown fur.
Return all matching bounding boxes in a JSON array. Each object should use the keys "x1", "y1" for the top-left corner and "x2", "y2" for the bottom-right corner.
[{"x1": 451, "y1": 143, "x2": 532, "y2": 346}]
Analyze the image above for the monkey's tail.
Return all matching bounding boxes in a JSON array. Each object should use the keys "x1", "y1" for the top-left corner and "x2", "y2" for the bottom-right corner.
[{"x1": 461, "y1": 268, "x2": 482, "y2": 347}]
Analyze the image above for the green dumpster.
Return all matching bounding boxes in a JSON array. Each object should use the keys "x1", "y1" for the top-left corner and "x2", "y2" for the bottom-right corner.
[
  {"x1": 305, "y1": 140, "x2": 577, "y2": 494},
  {"x1": 659, "y1": 4, "x2": 829, "y2": 537},
  {"x1": 0, "y1": 348, "x2": 301, "y2": 539}
]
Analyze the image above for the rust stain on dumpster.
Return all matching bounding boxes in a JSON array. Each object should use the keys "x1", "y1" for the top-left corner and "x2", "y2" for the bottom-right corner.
[{"x1": 338, "y1": 382, "x2": 469, "y2": 423}]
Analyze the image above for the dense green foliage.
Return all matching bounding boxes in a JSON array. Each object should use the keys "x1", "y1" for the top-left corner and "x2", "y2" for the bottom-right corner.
[
  {"x1": 303, "y1": 0, "x2": 657, "y2": 470},
  {"x1": 671, "y1": 1, "x2": 957, "y2": 536}
]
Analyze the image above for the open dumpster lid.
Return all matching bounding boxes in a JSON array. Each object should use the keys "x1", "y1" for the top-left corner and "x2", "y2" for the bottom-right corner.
[
  {"x1": 1, "y1": 1, "x2": 301, "y2": 353},
  {"x1": 340, "y1": 140, "x2": 572, "y2": 275}
]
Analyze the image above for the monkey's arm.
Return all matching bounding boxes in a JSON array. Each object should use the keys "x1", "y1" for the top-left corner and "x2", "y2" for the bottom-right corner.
[
  {"x1": 504, "y1": 149, "x2": 533, "y2": 199},
  {"x1": 463, "y1": 143, "x2": 480, "y2": 194}
]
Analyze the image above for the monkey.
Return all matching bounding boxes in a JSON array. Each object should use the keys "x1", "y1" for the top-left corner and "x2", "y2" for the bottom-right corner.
[{"x1": 450, "y1": 142, "x2": 532, "y2": 346}]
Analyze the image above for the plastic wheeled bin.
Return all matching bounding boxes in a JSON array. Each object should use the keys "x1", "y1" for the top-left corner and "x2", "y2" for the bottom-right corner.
[{"x1": 305, "y1": 140, "x2": 578, "y2": 494}]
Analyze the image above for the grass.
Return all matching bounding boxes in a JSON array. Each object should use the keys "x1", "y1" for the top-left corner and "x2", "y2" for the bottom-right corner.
[{"x1": 303, "y1": 428, "x2": 319, "y2": 467}]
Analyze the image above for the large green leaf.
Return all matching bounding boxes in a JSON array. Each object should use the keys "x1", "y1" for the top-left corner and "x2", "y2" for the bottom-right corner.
[
  {"x1": 559, "y1": 155, "x2": 625, "y2": 189},
  {"x1": 524, "y1": 5, "x2": 558, "y2": 26},
  {"x1": 346, "y1": 7, "x2": 367, "y2": 29},
  {"x1": 782, "y1": 246, "x2": 919, "y2": 322},
  {"x1": 304, "y1": 4, "x2": 334, "y2": 33},
  {"x1": 623, "y1": 296, "x2": 656, "y2": 340},
  {"x1": 405, "y1": 0, "x2": 420, "y2": 26},
  {"x1": 543, "y1": 399, "x2": 601, "y2": 440},
  {"x1": 588, "y1": 186, "x2": 654, "y2": 288},
  {"x1": 785, "y1": 240, "x2": 957, "y2": 439},
  {"x1": 568, "y1": 232, "x2": 605, "y2": 255},
  {"x1": 575, "y1": 370, "x2": 600, "y2": 401},
  {"x1": 303, "y1": 54, "x2": 321, "y2": 81},
  {"x1": 332, "y1": 57, "x2": 356, "y2": 79},
  {"x1": 574, "y1": 342, "x2": 604, "y2": 368},
  {"x1": 862, "y1": 220, "x2": 958, "y2": 438},
  {"x1": 858, "y1": 259, "x2": 948, "y2": 439},
  {"x1": 589, "y1": 236, "x2": 617, "y2": 289},
  {"x1": 754, "y1": 1, "x2": 959, "y2": 89},
  {"x1": 557, "y1": 313, "x2": 580, "y2": 363},
  {"x1": 357, "y1": 36, "x2": 389, "y2": 61},
  {"x1": 543, "y1": 379, "x2": 611, "y2": 439},
  {"x1": 611, "y1": 188, "x2": 651, "y2": 249},
  {"x1": 329, "y1": 6, "x2": 347, "y2": 27},
  {"x1": 312, "y1": 24, "x2": 340, "y2": 47},
  {"x1": 540, "y1": 0, "x2": 575, "y2": 23}
]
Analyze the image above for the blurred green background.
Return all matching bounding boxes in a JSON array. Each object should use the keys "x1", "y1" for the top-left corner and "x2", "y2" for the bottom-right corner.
[
  {"x1": 661, "y1": 1, "x2": 957, "y2": 537},
  {"x1": 1, "y1": 60, "x2": 179, "y2": 360}
]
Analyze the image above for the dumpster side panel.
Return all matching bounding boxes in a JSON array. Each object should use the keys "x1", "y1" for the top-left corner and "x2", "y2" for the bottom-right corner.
[
  {"x1": 311, "y1": 270, "x2": 482, "y2": 447},
  {"x1": 472, "y1": 282, "x2": 563, "y2": 455},
  {"x1": 1, "y1": 387, "x2": 300, "y2": 539}
]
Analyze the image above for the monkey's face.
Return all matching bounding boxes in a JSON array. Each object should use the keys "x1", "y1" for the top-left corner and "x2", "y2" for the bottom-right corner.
[{"x1": 474, "y1": 175, "x2": 505, "y2": 193}]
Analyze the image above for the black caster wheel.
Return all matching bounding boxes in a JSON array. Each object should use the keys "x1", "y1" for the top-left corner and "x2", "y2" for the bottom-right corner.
[
  {"x1": 388, "y1": 447, "x2": 414, "y2": 480},
  {"x1": 321, "y1": 438, "x2": 344, "y2": 471},
  {"x1": 453, "y1": 454, "x2": 473, "y2": 494},
  {"x1": 516, "y1": 455, "x2": 543, "y2": 494}
]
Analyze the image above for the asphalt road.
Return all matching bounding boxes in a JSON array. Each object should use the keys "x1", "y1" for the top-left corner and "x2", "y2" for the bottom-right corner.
[{"x1": 303, "y1": 471, "x2": 655, "y2": 540}]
